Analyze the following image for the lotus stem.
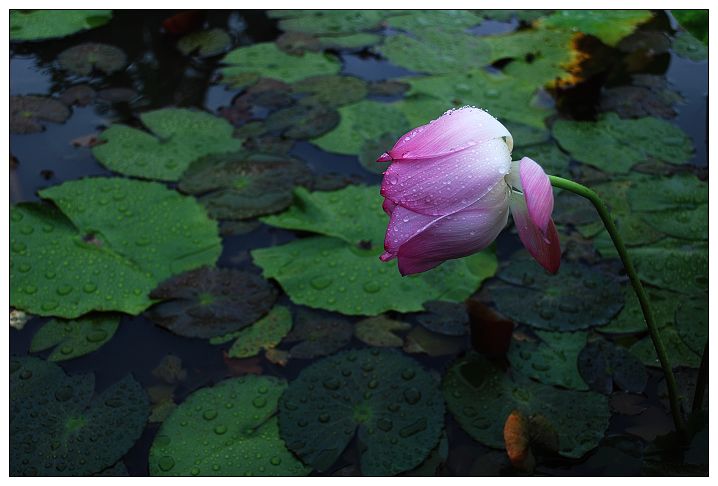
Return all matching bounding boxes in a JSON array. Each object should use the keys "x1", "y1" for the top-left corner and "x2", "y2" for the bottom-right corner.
[
  {"x1": 692, "y1": 341, "x2": 708, "y2": 414},
  {"x1": 548, "y1": 175, "x2": 687, "y2": 437}
]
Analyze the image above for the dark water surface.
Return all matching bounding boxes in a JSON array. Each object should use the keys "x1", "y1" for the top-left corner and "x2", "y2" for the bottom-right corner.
[{"x1": 10, "y1": 10, "x2": 708, "y2": 476}]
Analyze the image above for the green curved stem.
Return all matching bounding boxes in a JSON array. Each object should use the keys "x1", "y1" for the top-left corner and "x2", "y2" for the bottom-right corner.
[
  {"x1": 549, "y1": 175, "x2": 687, "y2": 437},
  {"x1": 692, "y1": 341, "x2": 708, "y2": 413}
]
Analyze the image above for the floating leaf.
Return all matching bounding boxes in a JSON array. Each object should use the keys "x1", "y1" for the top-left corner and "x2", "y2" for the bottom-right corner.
[
  {"x1": 402, "y1": 69, "x2": 553, "y2": 128},
  {"x1": 443, "y1": 352, "x2": 610, "y2": 458},
  {"x1": 93, "y1": 108, "x2": 243, "y2": 181},
  {"x1": 630, "y1": 325, "x2": 701, "y2": 368},
  {"x1": 10, "y1": 95, "x2": 70, "y2": 134},
  {"x1": 149, "y1": 376, "x2": 308, "y2": 476},
  {"x1": 317, "y1": 33, "x2": 381, "y2": 49},
  {"x1": 254, "y1": 236, "x2": 496, "y2": 316},
  {"x1": 355, "y1": 315, "x2": 411, "y2": 347},
  {"x1": 279, "y1": 348, "x2": 444, "y2": 475},
  {"x1": 578, "y1": 339, "x2": 648, "y2": 394},
  {"x1": 221, "y1": 42, "x2": 340, "y2": 87},
  {"x1": 599, "y1": 74, "x2": 683, "y2": 119},
  {"x1": 539, "y1": 10, "x2": 653, "y2": 46},
  {"x1": 628, "y1": 239, "x2": 708, "y2": 294},
  {"x1": 178, "y1": 152, "x2": 313, "y2": 220},
  {"x1": 292, "y1": 75, "x2": 368, "y2": 107},
  {"x1": 672, "y1": 30, "x2": 707, "y2": 61},
  {"x1": 416, "y1": 300, "x2": 469, "y2": 336},
  {"x1": 508, "y1": 330, "x2": 588, "y2": 390},
  {"x1": 379, "y1": 30, "x2": 491, "y2": 75},
  {"x1": 272, "y1": 10, "x2": 387, "y2": 35},
  {"x1": 220, "y1": 306, "x2": 293, "y2": 358},
  {"x1": 672, "y1": 10, "x2": 708, "y2": 45},
  {"x1": 599, "y1": 287, "x2": 680, "y2": 334},
  {"x1": 359, "y1": 132, "x2": 398, "y2": 174},
  {"x1": 30, "y1": 314, "x2": 119, "y2": 361},
  {"x1": 10, "y1": 357, "x2": 148, "y2": 476},
  {"x1": 10, "y1": 10, "x2": 112, "y2": 41},
  {"x1": 474, "y1": 10, "x2": 552, "y2": 22},
  {"x1": 403, "y1": 326, "x2": 467, "y2": 357},
  {"x1": 387, "y1": 10, "x2": 483, "y2": 33},
  {"x1": 552, "y1": 113, "x2": 694, "y2": 173},
  {"x1": 284, "y1": 309, "x2": 353, "y2": 359},
  {"x1": 177, "y1": 28, "x2": 231, "y2": 57},
  {"x1": 491, "y1": 258, "x2": 624, "y2": 331},
  {"x1": 675, "y1": 297, "x2": 708, "y2": 355},
  {"x1": 58, "y1": 42, "x2": 126, "y2": 76},
  {"x1": 514, "y1": 142, "x2": 571, "y2": 176},
  {"x1": 59, "y1": 84, "x2": 97, "y2": 106},
  {"x1": 311, "y1": 100, "x2": 409, "y2": 155},
  {"x1": 627, "y1": 173, "x2": 707, "y2": 212},
  {"x1": 640, "y1": 205, "x2": 708, "y2": 241},
  {"x1": 147, "y1": 267, "x2": 277, "y2": 339},
  {"x1": 265, "y1": 102, "x2": 340, "y2": 139}
]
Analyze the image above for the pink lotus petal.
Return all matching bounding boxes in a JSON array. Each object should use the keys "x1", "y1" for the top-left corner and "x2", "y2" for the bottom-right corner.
[
  {"x1": 509, "y1": 191, "x2": 561, "y2": 274},
  {"x1": 380, "y1": 138, "x2": 511, "y2": 216},
  {"x1": 376, "y1": 152, "x2": 392, "y2": 162},
  {"x1": 393, "y1": 183, "x2": 510, "y2": 276},
  {"x1": 383, "y1": 205, "x2": 442, "y2": 256},
  {"x1": 519, "y1": 156, "x2": 553, "y2": 234},
  {"x1": 386, "y1": 106, "x2": 512, "y2": 161},
  {"x1": 382, "y1": 198, "x2": 397, "y2": 216}
]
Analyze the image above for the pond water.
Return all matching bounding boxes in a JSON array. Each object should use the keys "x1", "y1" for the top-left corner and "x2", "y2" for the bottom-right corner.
[{"x1": 9, "y1": 10, "x2": 708, "y2": 477}]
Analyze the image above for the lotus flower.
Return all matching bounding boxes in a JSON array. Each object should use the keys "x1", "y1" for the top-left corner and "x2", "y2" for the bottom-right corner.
[{"x1": 377, "y1": 106, "x2": 560, "y2": 276}]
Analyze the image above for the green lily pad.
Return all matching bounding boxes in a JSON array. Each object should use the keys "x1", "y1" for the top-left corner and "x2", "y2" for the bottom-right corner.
[
  {"x1": 403, "y1": 69, "x2": 553, "y2": 128},
  {"x1": 219, "y1": 306, "x2": 293, "y2": 358},
  {"x1": 578, "y1": 339, "x2": 648, "y2": 394},
  {"x1": 673, "y1": 30, "x2": 707, "y2": 61},
  {"x1": 221, "y1": 42, "x2": 340, "y2": 87},
  {"x1": 30, "y1": 314, "x2": 119, "y2": 361},
  {"x1": 284, "y1": 309, "x2": 353, "y2": 359},
  {"x1": 387, "y1": 10, "x2": 483, "y2": 33},
  {"x1": 379, "y1": 30, "x2": 491, "y2": 75},
  {"x1": 311, "y1": 100, "x2": 410, "y2": 155},
  {"x1": 416, "y1": 300, "x2": 469, "y2": 336},
  {"x1": 443, "y1": 352, "x2": 610, "y2": 458},
  {"x1": 507, "y1": 122, "x2": 551, "y2": 147},
  {"x1": 292, "y1": 75, "x2": 369, "y2": 107},
  {"x1": 10, "y1": 357, "x2": 148, "y2": 476},
  {"x1": 177, "y1": 28, "x2": 231, "y2": 57},
  {"x1": 552, "y1": 113, "x2": 694, "y2": 173},
  {"x1": 508, "y1": 330, "x2": 588, "y2": 390},
  {"x1": 10, "y1": 10, "x2": 112, "y2": 41},
  {"x1": 539, "y1": 10, "x2": 653, "y2": 46},
  {"x1": 10, "y1": 95, "x2": 71, "y2": 134},
  {"x1": 629, "y1": 239, "x2": 708, "y2": 294},
  {"x1": 178, "y1": 151, "x2": 314, "y2": 220},
  {"x1": 599, "y1": 287, "x2": 680, "y2": 334},
  {"x1": 491, "y1": 258, "x2": 625, "y2": 331},
  {"x1": 317, "y1": 33, "x2": 382, "y2": 49},
  {"x1": 58, "y1": 42, "x2": 126, "y2": 76},
  {"x1": 254, "y1": 237, "x2": 496, "y2": 316},
  {"x1": 403, "y1": 326, "x2": 468, "y2": 357},
  {"x1": 672, "y1": 10, "x2": 708, "y2": 45},
  {"x1": 265, "y1": 102, "x2": 340, "y2": 139},
  {"x1": 147, "y1": 267, "x2": 277, "y2": 339},
  {"x1": 474, "y1": 10, "x2": 552, "y2": 22},
  {"x1": 355, "y1": 316, "x2": 411, "y2": 347},
  {"x1": 514, "y1": 142, "x2": 571, "y2": 176},
  {"x1": 628, "y1": 173, "x2": 708, "y2": 211},
  {"x1": 279, "y1": 348, "x2": 445, "y2": 475},
  {"x1": 630, "y1": 325, "x2": 701, "y2": 368},
  {"x1": 93, "y1": 108, "x2": 243, "y2": 181},
  {"x1": 12, "y1": 177, "x2": 220, "y2": 318},
  {"x1": 640, "y1": 205, "x2": 708, "y2": 241},
  {"x1": 359, "y1": 133, "x2": 398, "y2": 174},
  {"x1": 675, "y1": 297, "x2": 708, "y2": 355},
  {"x1": 272, "y1": 10, "x2": 387, "y2": 35},
  {"x1": 262, "y1": 185, "x2": 385, "y2": 246},
  {"x1": 149, "y1": 376, "x2": 309, "y2": 476}
]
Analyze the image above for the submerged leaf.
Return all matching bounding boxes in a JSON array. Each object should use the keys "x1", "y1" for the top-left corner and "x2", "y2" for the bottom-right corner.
[
  {"x1": 279, "y1": 349, "x2": 445, "y2": 475},
  {"x1": 221, "y1": 306, "x2": 293, "y2": 358},
  {"x1": 10, "y1": 95, "x2": 70, "y2": 134},
  {"x1": 578, "y1": 339, "x2": 648, "y2": 394},
  {"x1": 177, "y1": 28, "x2": 231, "y2": 57},
  {"x1": 355, "y1": 315, "x2": 411, "y2": 347},
  {"x1": 416, "y1": 300, "x2": 470, "y2": 336},
  {"x1": 30, "y1": 314, "x2": 120, "y2": 361},
  {"x1": 147, "y1": 267, "x2": 277, "y2": 339},
  {"x1": 284, "y1": 309, "x2": 353, "y2": 359},
  {"x1": 58, "y1": 42, "x2": 126, "y2": 75},
  {"x1": 10, "y1": 357, "x2": 148, "y2": 476}
]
